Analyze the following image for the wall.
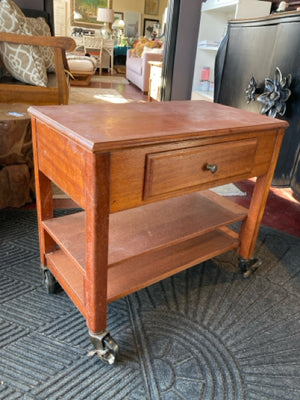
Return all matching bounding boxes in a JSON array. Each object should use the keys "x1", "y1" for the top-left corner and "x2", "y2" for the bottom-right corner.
[
  {"x1": 16, "y1": 0, "x2": 54, "y2": 34},
  {"x1": 54, "y1": 0, "x2": 70, "y2": 36},
  {"x1": 113, "y1": 0, "x2": 168, "y2": 22},
  {"x1": 54, "y1": 0, "x2": 168, "y2": 37},
  {"x1": 14, "y1": 0, "x2": 44, "y2": 10},
  {"x1": 169, "y1": 0, "x2": 202, "y2": 100}
]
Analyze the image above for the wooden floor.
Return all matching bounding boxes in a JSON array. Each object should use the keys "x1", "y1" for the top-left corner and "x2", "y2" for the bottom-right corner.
[
  {"x1": 33, "y1": 68, "x2": 300, "y2": 238},
  {"x1": 90, "y1": 69, "x2": 149, "y2": 102}
]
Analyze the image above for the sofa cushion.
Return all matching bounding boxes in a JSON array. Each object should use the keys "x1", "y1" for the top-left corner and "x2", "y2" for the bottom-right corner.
[
  {"x1": 67, "y1": 55, "x2": 97, "y2": 72},
  {"x1": 0, "y1": 0, "x2": 47, "y2": 86}
]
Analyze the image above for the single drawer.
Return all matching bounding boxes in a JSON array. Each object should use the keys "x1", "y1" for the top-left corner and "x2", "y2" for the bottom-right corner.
[
  {"x1": 150, "y1": 65, "x2": 162, "y2": 78},
  {"x1": 35, "y1": 120, "x2": 86, "y2": 207},
  {"x1": 144, "y1": 138, "x2": 257, "y2": 200}
]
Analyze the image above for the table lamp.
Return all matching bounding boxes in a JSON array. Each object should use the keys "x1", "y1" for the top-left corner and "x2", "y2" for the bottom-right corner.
[
  {"x1": 97, "y1": 8, "x2": 114, "y2": 39},
  {"x1": 112, "y1": 19, "x2": 125, "y2": 45}
]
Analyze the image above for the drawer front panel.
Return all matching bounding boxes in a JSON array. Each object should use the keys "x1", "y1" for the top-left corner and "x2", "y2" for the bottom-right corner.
[
  {"x1": 150, "y1": 66, "x2": 162, "y2": 78},
  {"x1": 36, "y1": 120, "x2": 86, "y2": 207},
  {"x1": 144, "y1": 138, "x2": 257, "y2": 200}
]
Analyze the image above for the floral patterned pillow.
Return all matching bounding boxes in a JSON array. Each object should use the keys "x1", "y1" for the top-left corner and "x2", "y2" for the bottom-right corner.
[{"x1": 0, "y1": 0, "x2": 47, "y2": 86}]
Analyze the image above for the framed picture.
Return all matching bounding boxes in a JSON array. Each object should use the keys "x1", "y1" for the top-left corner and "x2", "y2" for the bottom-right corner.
[
  {"x1": 124, "y1": 11, "x2": 141, "y2": 38},
  {"x1": 71, "y1": 0, "x2": 112, "y2": 28},
  {"x1": 143, "y1": 18, "x2": 159, "y2": 37},
  {"x1": 114, "y1": 12, "x2": 124, "y2": 22},
  {"x1": 144, "y1": 0, "x2": 159, "y2": 15}
]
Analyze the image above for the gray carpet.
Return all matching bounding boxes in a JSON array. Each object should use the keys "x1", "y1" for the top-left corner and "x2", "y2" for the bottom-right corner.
[{"x1": 0, "y1": 209, "x2": 300, "y2": 400}]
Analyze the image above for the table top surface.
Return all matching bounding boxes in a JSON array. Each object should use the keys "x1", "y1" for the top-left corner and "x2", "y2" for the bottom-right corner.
[{"x1": 29, "y1": 100, "x2": 288, "y2": 152}]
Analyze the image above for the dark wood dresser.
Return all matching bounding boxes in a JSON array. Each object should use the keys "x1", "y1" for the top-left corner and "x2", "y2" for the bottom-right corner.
[{"x1": 214, "y1": 11, "x2": 300, "y2": 198}]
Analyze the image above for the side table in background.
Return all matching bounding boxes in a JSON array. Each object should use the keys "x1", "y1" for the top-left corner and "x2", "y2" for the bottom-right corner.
[
  {"x1": 114, "y1": 45, "x2": 131, "y2": 66},
  {"x1": 148, "y1": 61, "x2": 163, "y2": 101},
  {"x1": 0, "y1": 103, "x2": 32, "y2": 208}
]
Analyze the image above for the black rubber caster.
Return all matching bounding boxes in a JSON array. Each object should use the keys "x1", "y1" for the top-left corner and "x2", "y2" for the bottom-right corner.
[
  {"x1": 42, "y1": 268, "x2": 59, "y2": 294},
  {"x1": 89, "y1": 330, "x2": 119, "y2": 365},
  {"x1": 239, "y1": 257, "x2": 262, "y2": 278},
  {"x1": 103, "y1": 334, "x2": 119, "y2": 359}
]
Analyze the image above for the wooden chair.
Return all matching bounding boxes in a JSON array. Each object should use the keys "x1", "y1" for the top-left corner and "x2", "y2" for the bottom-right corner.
[
  {"x1": 0, "y1": 32, "x2": 76, "y2": 105},
  {"x1": 103, "y1": 39, "x2": 115, "y2": 75},
  {"x1": 83, "y1": 35, "x2": 104, "y2": 74}
]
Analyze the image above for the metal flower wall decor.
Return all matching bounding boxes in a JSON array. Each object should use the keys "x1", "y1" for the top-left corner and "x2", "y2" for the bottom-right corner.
[
  {"x1": 245, "y1": 76, "x2": 258, "y2": 104},
  {"x1": 245, "y1": 67, "x2": 292, "y2": 118}
]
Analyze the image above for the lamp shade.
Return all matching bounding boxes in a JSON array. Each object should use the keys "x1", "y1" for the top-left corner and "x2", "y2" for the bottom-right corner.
[
  {"x1": 112, "y1": 19, "x2": 125, "y2": 29},
  {"x1": 97, "y1": 8, "x2": 114, "y2": 23}
]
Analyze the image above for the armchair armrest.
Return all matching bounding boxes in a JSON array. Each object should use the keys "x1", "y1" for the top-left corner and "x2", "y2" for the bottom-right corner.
[
  {"x1": 0, "y1": 32, "x2": 75, "y2": 50},
  {"x1": 142, "y1": 51, "x2": 164, "y2": 66},
  {"x1": 0, "y1": 33, "x2": 76, "y2": 77}
]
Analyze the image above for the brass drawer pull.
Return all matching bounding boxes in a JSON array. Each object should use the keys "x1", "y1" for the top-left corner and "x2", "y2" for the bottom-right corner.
[{"x1": 206, "y1": 163, "x2": 218, "y2": 173}]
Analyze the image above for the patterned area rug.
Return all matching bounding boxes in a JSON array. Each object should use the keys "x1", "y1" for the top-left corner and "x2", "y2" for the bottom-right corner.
[
  {"x1": 69, "y1": 87, "x2": 131, "y2": 104},
  {"x1": 0, "y1": 209, "x2": 300, "y2": 399},
  {"x1": 212, "y1": 183, "x2": 245, "y2": 196}
]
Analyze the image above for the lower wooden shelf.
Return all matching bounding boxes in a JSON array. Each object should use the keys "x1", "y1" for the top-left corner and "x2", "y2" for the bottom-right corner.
[
  {"x1": 42, "y1": 190, "x2": 247, "y2": 309},
  {"x1": 46, "y1": 250, "x2": 86, "y2": 317},
  {"x1": 46, "y1": 227, "x2": 240, "y2": 307}
]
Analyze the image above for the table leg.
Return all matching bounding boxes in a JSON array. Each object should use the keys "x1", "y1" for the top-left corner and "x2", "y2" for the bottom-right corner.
[
  {"x1": 84, "y1": 152, "x2": 119, "y2": 363},
  {"x1": 31, "y1": 117, "x2": 56, "y2": 267},
  {"x1": 238, "y1": 129, "x2": 285, "y2": 276}
]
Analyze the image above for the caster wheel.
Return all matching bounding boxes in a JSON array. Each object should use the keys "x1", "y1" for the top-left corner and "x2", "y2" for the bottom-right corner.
[
  {"x1": 239, "y1": 257, "x2": 261, "y2": 278},
  {"x1": 43, "y1": 269, "x2": 58, "y2": 294},
  {"x1": 103, "y1": 334, "x2": 119, "y2": 361},
  {"x1": 89, "y1": 330, "x2": 119, "y2": 365}
]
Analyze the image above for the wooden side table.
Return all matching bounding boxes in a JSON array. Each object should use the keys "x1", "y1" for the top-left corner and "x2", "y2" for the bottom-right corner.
[
  {"x1": 29, "y1": 100, "x2": 288, "y2": 364},
  {"x1": 114, "y1": 45, "x2": 131, "y2": 66},
  {"x1": 148, "y1": 61, "x2": 163, "y2": 101},
  {"x1": 0, "y1": 103, "x2": 33, "y2": 208}
]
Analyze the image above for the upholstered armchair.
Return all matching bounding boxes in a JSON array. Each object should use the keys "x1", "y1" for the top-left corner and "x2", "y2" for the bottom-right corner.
[
  {"x1": 0, "y1": 0, "x2": 76, "y2": 105},
  {"x1": 0, "y1": 0, "x2": 76, "y2": 209},
  {"x1": 0, "y1": 32, "x2": 75, "y2": 105}
]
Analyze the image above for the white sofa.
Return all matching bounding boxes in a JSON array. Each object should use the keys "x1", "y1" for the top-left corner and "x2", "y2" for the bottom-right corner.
[{"x1": 126, "y1": 47, "x2": 163, "y2": 93}]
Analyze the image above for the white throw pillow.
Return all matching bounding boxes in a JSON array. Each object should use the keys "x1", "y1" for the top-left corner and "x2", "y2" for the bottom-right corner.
[{"x1": 0, "y1": 0, "x2": 47, "y2": 86}]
